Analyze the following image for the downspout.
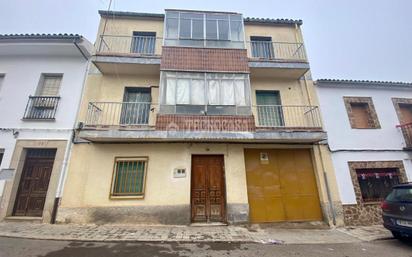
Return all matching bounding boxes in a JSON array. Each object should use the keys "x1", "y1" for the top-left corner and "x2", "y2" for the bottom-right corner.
[{"x1": 52, "y1": 46, "x2": 91, "y2": 223}]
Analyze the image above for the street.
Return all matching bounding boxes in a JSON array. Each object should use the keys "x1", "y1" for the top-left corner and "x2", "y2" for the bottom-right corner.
[{"x1": 0, "y1": 237, "x2": 411, "y2": 257}]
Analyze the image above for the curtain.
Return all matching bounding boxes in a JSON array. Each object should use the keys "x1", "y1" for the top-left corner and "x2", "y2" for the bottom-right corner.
[
  {"x1": 221, "y1": 80, "x2": 235, "y2": 105},
  {"x1": 165, "y1": 78, "x2": 176, "y2": 105},
  {"x1": 208, "y1": 79, "x2": 219, "y2": 105},
  {"x1": 191, "y1": 79, "x2": 205, "y2": 105},
  {"x1": 176, "y1": 78, "x2": 190, "y2": 104},
  {"x1": 234, "y1": 80, "x2": 246, "y2": 106}
]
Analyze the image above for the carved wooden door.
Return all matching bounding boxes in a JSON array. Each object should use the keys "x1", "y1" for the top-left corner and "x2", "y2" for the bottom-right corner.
[{"x1": 191, "y1": 155, "x2": 226, "y2": 223}]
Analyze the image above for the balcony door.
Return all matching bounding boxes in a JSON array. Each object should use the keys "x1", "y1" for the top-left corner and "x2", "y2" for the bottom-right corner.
[
  {"x1": 131, "y1": 32, "x2": 156, "y2": 55},
  {"x1": 250, "y1": 36, "x2": 274, "y2": 59},
  {"x1": 120, "y1": 87, "x2": 151, "y2": 125},
  {"x1": 256, "y1": 90, "x2": 284, "y2": 127}
]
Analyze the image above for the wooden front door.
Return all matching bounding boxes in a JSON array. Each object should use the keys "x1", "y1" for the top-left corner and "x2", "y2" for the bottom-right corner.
[
  {"x1": 13, "y1": 149, "x2": 56, "y2": 217},
  {"x1": 191, "y1": 155, "x2": 226, "y2": 223}
]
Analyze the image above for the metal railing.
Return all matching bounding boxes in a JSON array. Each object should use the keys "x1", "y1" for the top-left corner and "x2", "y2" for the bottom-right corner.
[
  {"x1": 159, "y1": 104, "x2": 252, "y2": 116},
  {"x1": 85, "y1": 102, "x2": 155, "y2": 127},
  {"x1": 97, "y1": 35, "x2": 162, "y2": 56},
  {"x1": 396, "y1": 123, "x2": 412, "y2": 148},
  {"x1": 23, "y1": 96, "x2": 60, "y2": 120},
  {"x1": 253, "y1": 105, "x2": 322, "y2": 128},
  {"x1": 247, "y1": 41, "x2": 307, "y2": 61}
]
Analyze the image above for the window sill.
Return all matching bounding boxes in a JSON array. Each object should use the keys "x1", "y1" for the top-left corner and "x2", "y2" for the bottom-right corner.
[{"x1": 110, "y1": 195, "x2": 144, "y2": 200}]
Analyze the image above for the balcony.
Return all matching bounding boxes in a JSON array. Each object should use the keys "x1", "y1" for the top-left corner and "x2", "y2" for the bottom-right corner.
[
  {"x1": 247, "y1": 41, "x2": 309, "y2": 78},
  {"x1": 253, "y1": 105, "x2": 322, "y2": 130},
  {"x1": 396, "y1": 123, "x2": 412, "y2": 150},
  {"x1": 93, "y1": 35, "x2": 162, "y2": 75},
  {"x1": 79, "y1": 102, "x2": 325, "y2": 143},
  {"x1": 23, "y1": 96, "x2": 60, "y2": 120}
]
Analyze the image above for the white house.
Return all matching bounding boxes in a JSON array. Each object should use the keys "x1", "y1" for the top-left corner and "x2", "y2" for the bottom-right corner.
[
  {"x1": 316, "y1": 79, "x2": 412, "y2": 226},
  {"x1": 0, "y1": 34, "x2": 92, "y2": 223}
]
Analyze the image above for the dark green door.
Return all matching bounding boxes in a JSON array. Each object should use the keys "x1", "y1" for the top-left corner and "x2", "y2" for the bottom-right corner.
[{"x1": 256, "y1": 90, "x2": 284, "y2": 127}]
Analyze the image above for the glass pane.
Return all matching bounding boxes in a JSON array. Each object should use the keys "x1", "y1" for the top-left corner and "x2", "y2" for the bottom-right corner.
[
  {"x1": 191, "y1": 79, "x2": 205, "y2": 105},
  {"x1": 166, "y1": 11, "x2": 179, "y2": 18},
  {"x1": 218, "y1": 20, "x2": 229, "y2": 40},
  {"x1": 234, "y1": 80, "x2": 246, "y2": 106},
  {"x1": 192, "y1": 19, "x2": 204, "y2": 39},
  {"x1": 230, "y1": 20, "x2": 243, "y2": 41},
  {"x1": 166, "y1": 18, "x2": 178, "y2": 38},
  {"x1": 221, "y1": 80, "x2": 235, "y2": 105},
  {"x1": 208, "y1": 79, "x2": 220, "y2": 105},
  {"x1": 206, "y1": 20, "x2": 217, "y2": 40},
  {"x1": 165, "y1": 78, "x2": 176, "y2": 105},
  {"x1": 39, "y1": 76, "x2": 62, "y2": 96},
  {"x1": 179, "y1": 19, "x2": 191, "y2": 38},
  {"x1": 176, "y1": 78, "x2": 190, "y2": 104},
  {"x1": 230, "y1": 14, "x2": 242, "y2": 21}
]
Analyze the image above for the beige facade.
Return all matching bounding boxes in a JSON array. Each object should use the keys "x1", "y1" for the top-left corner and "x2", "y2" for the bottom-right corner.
[{"x1": 57, "y1": 10, "x2": 344, "y2": 226}]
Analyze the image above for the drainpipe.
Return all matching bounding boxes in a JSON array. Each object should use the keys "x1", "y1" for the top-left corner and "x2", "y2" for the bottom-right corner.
[
  {"x1": 52, "y1": 50, "x2": 91, "y2": 223},
  {"x1": 317, "y1": 144, "x2": 337, "y2": 226}
]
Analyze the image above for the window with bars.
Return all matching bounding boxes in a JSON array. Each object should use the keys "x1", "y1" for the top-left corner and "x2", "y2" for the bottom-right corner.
[
  {"x1": 356, "y1": 168, "x2": 400, "y2": 202},
  {"x1": 36, "y1": 74, "x2": 62, "y2": 96},
  {"x1": 111, "y1": 158, "x2": 148, "y2": 197}
]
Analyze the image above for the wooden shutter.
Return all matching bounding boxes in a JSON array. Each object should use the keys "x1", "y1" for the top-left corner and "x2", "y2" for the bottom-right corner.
[
  {"x1": 37, "y1": 75, "x2": 62, "y2": 96},
  {"x1": 351, "y1": 103, "x2": 370, "y2": 128}
]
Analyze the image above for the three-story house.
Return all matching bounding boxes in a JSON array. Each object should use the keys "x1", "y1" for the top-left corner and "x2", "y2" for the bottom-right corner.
[{"x1": 57, "y1": 10, "x2": 343, "y2": 226}]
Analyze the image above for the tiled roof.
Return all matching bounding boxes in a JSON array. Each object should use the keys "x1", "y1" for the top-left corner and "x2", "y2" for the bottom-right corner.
[
  {"x1": 0, "y1": 33, "x2": 82, "y2": 40},
  {"x1": 98, "y1": 10, "x2": 302, "y2": 25},
  {"x1": 243, "y1": 17, "x2": 302, "y2": 25},
  {"x1": 316, "y1": 79, "x2": 412, "y2": 88}
]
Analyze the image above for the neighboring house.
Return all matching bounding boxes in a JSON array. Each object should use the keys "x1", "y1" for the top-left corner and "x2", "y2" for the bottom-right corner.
[
  {"x1": 0, "y1": 34, "x2": 93, "y2": 223},
  {"x1": 57, "y1": 9, "x2": 343, "y2": 226},
  {"x1": 316, "y1": 79, "x2": 412, "y2": 226}
]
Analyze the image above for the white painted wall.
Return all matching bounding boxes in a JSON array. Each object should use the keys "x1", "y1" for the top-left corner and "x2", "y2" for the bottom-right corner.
[
  {"x1": 0, "y1": 42, "x2": 91, "y2": 196},
  {"x1": 317, "y1": 83, "x2": 412, "y2": 204}
]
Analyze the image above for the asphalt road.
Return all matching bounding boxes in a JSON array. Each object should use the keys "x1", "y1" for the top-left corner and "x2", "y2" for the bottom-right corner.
[{"x1": 0, "y1": 237, "x2": 411, "y2": 257}]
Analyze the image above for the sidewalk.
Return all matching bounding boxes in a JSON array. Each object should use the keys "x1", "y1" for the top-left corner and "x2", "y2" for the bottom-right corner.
[{"x1": 0, "y1": 222, "x2": 392, "y2": 244}]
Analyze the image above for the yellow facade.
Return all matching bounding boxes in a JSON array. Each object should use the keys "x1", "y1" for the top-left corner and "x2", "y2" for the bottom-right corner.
[{"x1": 58, "y1": 10, "x2": 344, "y2": 226}]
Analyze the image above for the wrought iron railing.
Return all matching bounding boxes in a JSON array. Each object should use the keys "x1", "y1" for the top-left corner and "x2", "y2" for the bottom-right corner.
[
  {"x1": 396, "y1": 123, "x2": 412, "y2": 148},
  {"x1": 97, "y1": 35, "x2": 162, "y2": 56},
  {"x1": 23, "y1": 96, "x2": 60, "y2": 120},
  {"x1": 85, "y1": 102, "x2": 155, "y2": 127},
  {"x1": 247, "y1": 41, "x2": 307, "y2": 61},
  {"x1": 253, "y1": 105, "x2": 322, "y2": 128}
]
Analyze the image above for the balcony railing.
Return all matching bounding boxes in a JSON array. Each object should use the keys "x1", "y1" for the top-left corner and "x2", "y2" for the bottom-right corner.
[
  {"x1": 97, "y1": 35, "x2": 162, "y2": 56},
  {"x1": 85, "y1": 102, "x2": 155, "y2": 127},
  {"x1": 253, "y1": 105, "x2": 322, "y2": 129},
  {"x1": 23, "y1": 96, "x2": 60, "y2": 120},
  {"x1": 396, "y1": 123, "x2": 412, "y2": 148},
  {"x1": 247, "y1": 41, "x2": 307, "y2": 61}
]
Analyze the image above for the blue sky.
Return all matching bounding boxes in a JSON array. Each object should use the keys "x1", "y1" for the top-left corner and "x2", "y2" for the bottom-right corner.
[{"x1": 1, "y1": 0, "x2": 411, "y2": 81}]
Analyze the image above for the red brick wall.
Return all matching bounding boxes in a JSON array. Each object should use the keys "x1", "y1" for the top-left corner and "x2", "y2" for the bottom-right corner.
[
  {"x1": 161, "y1": 47, "x2": 249, "y2": 73},
  {"x1": 156, "y1": 114, "x2": 256, "y2": 132}
]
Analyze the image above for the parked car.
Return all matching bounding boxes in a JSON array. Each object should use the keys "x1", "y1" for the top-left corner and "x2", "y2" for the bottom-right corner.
[{"x1": 381, "y1": 183, "x2": 412, "y2": 239}]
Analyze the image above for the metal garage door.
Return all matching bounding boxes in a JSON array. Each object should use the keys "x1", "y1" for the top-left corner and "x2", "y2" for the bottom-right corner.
[{"x1": 245, "y1": 149, "x2": 322, "y2": 223}]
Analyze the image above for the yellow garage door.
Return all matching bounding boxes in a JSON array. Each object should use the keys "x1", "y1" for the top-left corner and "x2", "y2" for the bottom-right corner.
[{"x1": 245, "y1": 149, "x2": 322, "y2": 223}]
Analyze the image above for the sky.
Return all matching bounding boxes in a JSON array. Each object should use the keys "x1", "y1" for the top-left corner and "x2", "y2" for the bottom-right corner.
[{"x1": 0, "y1": 0, "x2": 411, "y2": 82}]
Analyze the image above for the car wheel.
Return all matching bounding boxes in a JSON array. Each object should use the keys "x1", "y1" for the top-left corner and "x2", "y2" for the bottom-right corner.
[{"x1": 392, "y1": 231, "x2": 403, "y2": 239}]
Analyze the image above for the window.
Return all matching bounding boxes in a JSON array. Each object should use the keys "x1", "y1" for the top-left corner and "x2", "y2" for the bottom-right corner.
[
  {"x1": 164, "y1": 11, "x2": 244, "y2": 48},
  {"x1": 0, "y1": 74, "x2": 4, "y2": 94},
  {"x1": 131, "y1": 32, "x2": 156, "y2": 55},
  {"x1": 250, "y1": 36, "x2": 274, "y2": 59},
  {"x1": 356, "y1": 168, "x2": 400, "y2": 202},
  {"x1": 0, "y1": 149, "x2": 4, "y2": 166},
  {"x1": 120, "y1": 87, "x2": 151, "y2": 125},
  {"x1": 160, "y1": 72, "x2": 251, "y2": 115},
  {"x1": 36, "y1": 74, "x2": 62, "y2": 96},
  {"x1": 111, "y1": 157, "x2": 148, "y2": 198},
  {"x1": 343, "y1": 97, "x2": 380, "y2": 129}
]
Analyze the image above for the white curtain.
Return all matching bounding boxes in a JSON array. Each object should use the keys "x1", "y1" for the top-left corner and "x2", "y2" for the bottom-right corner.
[
  {"x1": 176, "y1": 78, "x2": 190, "y2": 104},
  {"x1": 221, "y1": 80, "x2": 235, "y2": 105},
  {"x1": 165, "y1": 78, "x2": 176, "y2": 105},
  {"x1": 191, "y1": 79, "x2": 205, "y2": 105},
  {"x1": 208, "y1": 79, "x2": 220, "y2": 105},
  {"x1": 234, "y1": 80, "x2": 246, "y2": 106}
]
